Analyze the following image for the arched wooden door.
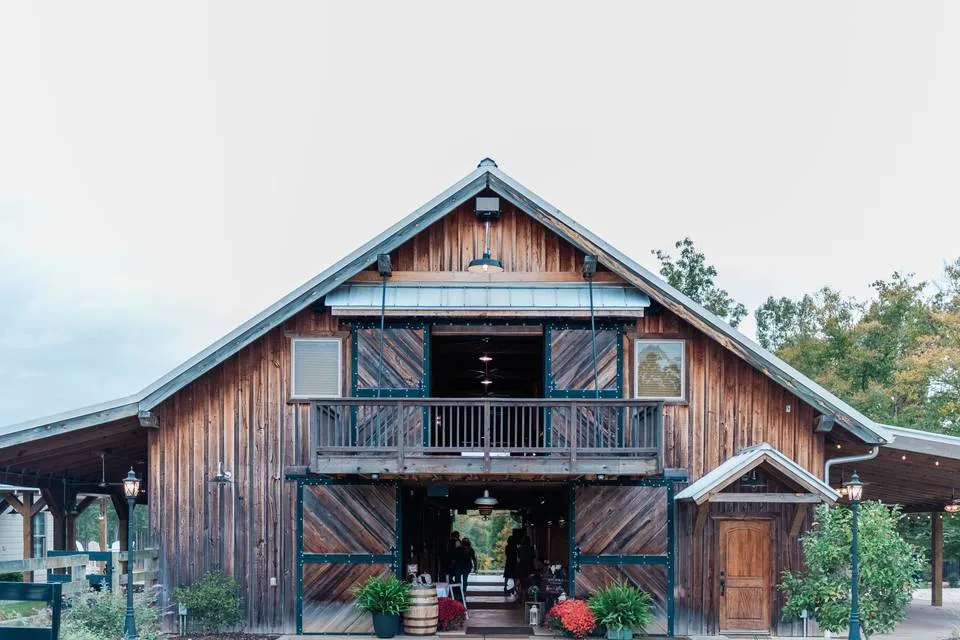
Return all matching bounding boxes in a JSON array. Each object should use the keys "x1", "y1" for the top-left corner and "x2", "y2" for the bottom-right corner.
[{"x1": 718, "y1": 519, "x2": 772, "y2": 634}]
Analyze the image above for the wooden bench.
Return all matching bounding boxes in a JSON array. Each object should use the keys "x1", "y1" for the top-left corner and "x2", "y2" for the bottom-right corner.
[{"x1": 0, "y1": 581, "x2": 62, "y2": 639}]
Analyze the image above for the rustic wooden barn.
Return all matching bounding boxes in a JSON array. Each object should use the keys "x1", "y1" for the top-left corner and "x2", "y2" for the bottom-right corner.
[{"x1": 5, "y1": 158, "x2": 953, "y2": 637}]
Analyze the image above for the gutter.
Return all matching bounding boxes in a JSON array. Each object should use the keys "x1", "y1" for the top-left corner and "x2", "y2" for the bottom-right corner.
[{"x1": 823, "y1": 446, "x2": 880, "y2": 484}]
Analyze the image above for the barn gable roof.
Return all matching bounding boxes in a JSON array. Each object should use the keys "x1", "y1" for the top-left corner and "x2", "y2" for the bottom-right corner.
[{"x1": 0, "y1": 158, "x2": 891, "y2": 446}]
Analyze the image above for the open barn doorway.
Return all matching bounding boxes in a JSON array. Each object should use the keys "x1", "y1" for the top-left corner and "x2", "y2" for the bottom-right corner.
[
  {"x1": 430, "y1": 326, "x2": 545, "y2": 399},
  {"x1": 401, "y1": 481, "x2": 570, "y2": 635}
]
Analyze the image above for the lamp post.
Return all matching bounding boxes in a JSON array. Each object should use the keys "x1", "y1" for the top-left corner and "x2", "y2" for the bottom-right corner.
[
  {"x1": 845, "y1": 471, "x2": 864, "y2": 640},
  {"x1": 122, "y1": 468, "x2": 141, "y2": 640}
]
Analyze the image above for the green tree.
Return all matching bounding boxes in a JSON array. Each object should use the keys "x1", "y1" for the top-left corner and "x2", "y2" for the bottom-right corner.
[
  {"x1": 652, "y1": 238, "x2": 748, "y2": 327},
  {"x1": 780, "y1": 502, "x2": 923, "y2": 637}
]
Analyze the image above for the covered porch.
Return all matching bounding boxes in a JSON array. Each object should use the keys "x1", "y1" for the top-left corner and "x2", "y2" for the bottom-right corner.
[
  {"x1": 827, "y1": 424, "x2": 960, "y2": 611},
  {"x1": 0, "y1": 407, "x2": 150, "y2": 578}
]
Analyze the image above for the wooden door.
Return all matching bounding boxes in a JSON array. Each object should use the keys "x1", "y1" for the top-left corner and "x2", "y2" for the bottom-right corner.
[{"x1": 718, "y1": 519, "x2": 772, "y2": 634}]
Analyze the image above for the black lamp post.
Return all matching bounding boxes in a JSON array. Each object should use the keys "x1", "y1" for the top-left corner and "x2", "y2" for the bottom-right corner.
[
  {"x1": 845, "y1": 471, "x2": 864, "y2": 640},
  {"x1": 122, "y1": 468, "x2": 141, "y2": 640}
]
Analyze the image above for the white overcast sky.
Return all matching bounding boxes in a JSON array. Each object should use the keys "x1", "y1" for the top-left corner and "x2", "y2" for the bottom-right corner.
[{"x1": 1, "y1": 2, "x2": 959, "y2": 426}]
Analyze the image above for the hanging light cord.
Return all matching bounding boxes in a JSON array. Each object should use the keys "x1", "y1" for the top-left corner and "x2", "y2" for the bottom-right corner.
[
  {"x1": 377, "y1": 272, "x2": 387, "y2": 398},
  {"x1": 588, "y1": 272, "x2": 600, "y2": 399}
]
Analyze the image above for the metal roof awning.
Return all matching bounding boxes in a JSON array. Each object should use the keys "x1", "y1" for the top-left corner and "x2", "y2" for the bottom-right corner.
[
  {"x1": 324, "y1": 282, "x2": 651, "y2": 316},
  {"x1": 675, "y1": 442, "x2": 840, "y2": 506}
]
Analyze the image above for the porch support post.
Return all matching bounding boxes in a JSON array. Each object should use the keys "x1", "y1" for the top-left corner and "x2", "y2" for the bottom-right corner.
[
  {"x1": 41, "y1": 488, "x2": 67, "y2": 551},
  {"x1": 932, "y1": 512, "x2": 943, "y2": 607},
  {"x1": 112, "y1": 493, "x2": 130, "y2": 577}
]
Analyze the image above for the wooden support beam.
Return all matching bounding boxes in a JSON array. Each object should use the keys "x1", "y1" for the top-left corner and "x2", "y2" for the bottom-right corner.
[
  {"x1": 693, "y1": 503, "x2": 709, "y2": 537},
  {"x1": 74, "y1": 496, "x2": 97, "y2": 516},
  {"x1": 22, "y1": 492, "x2": 34, "y2": 582},
  {"x1": 789, "y1": 503, "x2": 809, "y2": 538},
  {"x1": 933, "y1": 513, "x2": 944, "y2": 607},
  {"x1": 42, "y1": 488, "x2": 67, "y2": 552}
]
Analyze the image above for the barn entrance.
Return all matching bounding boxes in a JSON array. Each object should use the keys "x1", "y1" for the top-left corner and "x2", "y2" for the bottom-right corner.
[{"x1": 401, "y1": 481, "x2": 570, "y2": 634}]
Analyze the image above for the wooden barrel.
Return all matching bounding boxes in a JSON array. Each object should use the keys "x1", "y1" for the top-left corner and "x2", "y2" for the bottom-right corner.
[{"x1": 404, "y1": 584, "x2": 438, "y2": 635}]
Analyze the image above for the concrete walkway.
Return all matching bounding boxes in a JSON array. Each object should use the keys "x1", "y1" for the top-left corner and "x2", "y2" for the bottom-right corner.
[{"x1": 871, "y1": 588, "x2": 960, "y2": 640}]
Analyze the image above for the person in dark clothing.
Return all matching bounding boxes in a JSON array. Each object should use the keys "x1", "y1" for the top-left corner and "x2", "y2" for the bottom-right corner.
[
  {"x1": 456, "y1": 537, "x2": 478, "y2": 593},
  {"x1": 516, "y1": 535, "x2": 536, "y2": 601},
  {"x1": 503, "y1": 533, "x2": 518, "y2": 595},
  {"x1": 446, "y1": 531, "x2": 461, "y2": 583}
]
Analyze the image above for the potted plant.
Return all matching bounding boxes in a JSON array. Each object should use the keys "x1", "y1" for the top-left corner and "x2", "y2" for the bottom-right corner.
[
  {"x1": 587, "y1": 582, "x2": 652, "y2": 640},
  {"x1": 437, "y1": 596, "x2": 467, "y2": 631},
  {"x1": 546, "y1": 599, "x2": 596, "y2": 639},
  {"x1": 352, "y1": 575, "x2": 411, "y2": 638}
]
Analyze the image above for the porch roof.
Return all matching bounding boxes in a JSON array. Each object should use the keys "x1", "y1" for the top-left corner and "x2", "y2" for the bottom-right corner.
[{"x1": 675, "y1": 442, "x2": 839, "y2": 505}]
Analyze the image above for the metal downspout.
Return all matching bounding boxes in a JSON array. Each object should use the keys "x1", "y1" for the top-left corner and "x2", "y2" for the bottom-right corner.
[{"x1": 823, "y1": 446, "x2": 879, "y2": 484}]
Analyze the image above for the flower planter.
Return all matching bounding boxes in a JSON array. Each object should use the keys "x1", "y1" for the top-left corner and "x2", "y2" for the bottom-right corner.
[
  {"x1": 605, "y1": 625, "x2": 632, "y2": 640},
  {"x1": 372, "y1": 612, "x2": 401, "y2": 638}
]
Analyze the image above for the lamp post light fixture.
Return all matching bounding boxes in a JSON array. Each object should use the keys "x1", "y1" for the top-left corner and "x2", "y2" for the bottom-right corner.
[
  {"x1": 122, "y1": 467, "x2": 141, "y2": 640},
  {"x1": 845, "y1": 471, "x2": 864, "y2": 640}
]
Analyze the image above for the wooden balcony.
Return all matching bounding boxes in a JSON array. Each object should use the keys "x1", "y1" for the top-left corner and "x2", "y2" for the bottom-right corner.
[{"x1": 310, "y1": 398, "x2": 663, "y2": 476}]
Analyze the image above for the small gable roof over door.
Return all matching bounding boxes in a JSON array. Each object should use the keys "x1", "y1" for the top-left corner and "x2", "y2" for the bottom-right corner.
[
  {"x1": 0, "y1": 158, "x2": 892, "y2": 447},
  {"x1": 675, "y1": 442, "x2": 840, "y2": 505}
]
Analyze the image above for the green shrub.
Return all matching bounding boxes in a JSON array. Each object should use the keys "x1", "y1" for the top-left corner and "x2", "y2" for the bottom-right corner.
[
  {"x1": 948, "y1": 572, "x2": 960, "y2": 588},
  {"x1": 351, "y1": 575, "x2": 410, "y2": 615},
  {"x1": 780, "y1": 501, "x2": 924, "y2": 637},
  {"x1": 0, "y1": 572, "x2": 24, "y2": 582},
  {"x1": 63, "y1": 591, "x2": 162, "y2": 640},
  {"x1": 173, "y1": 570, "x2": 244, "y2": 632},
  {"x1": 588, "y1": 581, "x2": 653, "y2": 633}
]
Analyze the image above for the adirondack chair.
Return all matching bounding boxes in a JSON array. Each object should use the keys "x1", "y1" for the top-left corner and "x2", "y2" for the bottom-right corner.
[{"x1": 0, "y1": 582, "x2": 62, "y2": 639}]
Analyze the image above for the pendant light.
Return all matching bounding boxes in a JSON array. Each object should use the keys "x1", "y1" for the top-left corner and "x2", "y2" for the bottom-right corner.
[
  {"x1": 467, "y1": 197, "x2": 504, "y2": 273},
  {"x1": 475, "y1": 489, "x2": 498, "y2": 519},
  {"x1": 946, "y1": 488, "x2": 960, "y2": 513}
]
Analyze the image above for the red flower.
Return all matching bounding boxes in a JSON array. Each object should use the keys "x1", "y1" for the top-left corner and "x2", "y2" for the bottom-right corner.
[
  {"x1": 546, "y1": 599, "x2": 596, "y2": 639},
  {"x1": 437, "y1": 597, "x2": 467, "y2": 631}
]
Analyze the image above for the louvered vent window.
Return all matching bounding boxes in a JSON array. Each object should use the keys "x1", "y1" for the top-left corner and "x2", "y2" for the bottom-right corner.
[
  {"x1": 635, "y1": 339, "x2": 685, "y2": 401},
  {"x1": 291, "y1": 338, "x2": 342, "y2": 398}
]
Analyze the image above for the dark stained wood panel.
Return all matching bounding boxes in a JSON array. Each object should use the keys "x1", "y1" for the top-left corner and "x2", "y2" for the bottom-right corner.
[
  {"x1": 302, "y1": 563, "x2": 391, "y2": 633},
  {"x1": 575, "y1": 564, "x2": 669, "y2": 636},
  {"x1": 356, "y1": 328, "x2": 425, "y2": 391},
  {"x1": 302, "y1": 485, "x2": 396, "y2": 554},
  {"x1": 551, "y1": 328, "x2": 618, "y2": 391},
  {"x1": 383, "y1": 200, "x2": 589, "y2": 273},
  {"x1": 575, "y1": 486, "x2": 668, "y2": 556}
]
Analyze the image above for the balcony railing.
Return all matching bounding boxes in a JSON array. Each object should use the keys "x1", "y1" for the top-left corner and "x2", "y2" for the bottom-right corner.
[{"x1": 311, "y1": 398, "x2": 663, "y2": 476}]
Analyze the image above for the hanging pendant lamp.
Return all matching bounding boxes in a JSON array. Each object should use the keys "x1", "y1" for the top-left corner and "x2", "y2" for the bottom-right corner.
[
  {"x1": 475, "y1": 489, "x2": 498, "y2": 519},
  {"x1": 467, "y1": 197, "x2": 504, "y2": 273}
]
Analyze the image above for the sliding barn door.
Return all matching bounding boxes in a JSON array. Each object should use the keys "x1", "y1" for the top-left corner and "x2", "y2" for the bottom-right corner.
[
  {"x1": 571, "y1": 481, "x2": 674, "y2": 636},
  {"x1": 352, "y1": 323, "x2": 430, "y2": 447},
  {"x1": 297, "y1": 481, "x2": 399, "y2": 634},
  {"x1": 545, "y1": 324, "x2": 622, "y2": 447}
]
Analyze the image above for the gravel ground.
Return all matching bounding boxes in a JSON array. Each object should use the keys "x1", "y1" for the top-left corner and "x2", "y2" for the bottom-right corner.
[{"x1": 172, "y1": 634, "x2": 280, "y2": 639}]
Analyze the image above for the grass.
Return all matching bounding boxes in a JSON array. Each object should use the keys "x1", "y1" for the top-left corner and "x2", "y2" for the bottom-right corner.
[{"x1": 0, "y1": 600, "x2": 46, "y2": 621}]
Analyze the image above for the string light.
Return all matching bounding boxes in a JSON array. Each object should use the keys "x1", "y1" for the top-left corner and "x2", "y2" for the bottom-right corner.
[{"x1": 902, "y1": 455, "x2": 907, "y2": 461}]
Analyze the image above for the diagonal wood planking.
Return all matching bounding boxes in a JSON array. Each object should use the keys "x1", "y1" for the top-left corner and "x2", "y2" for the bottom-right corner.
[
  {"x1": 575, "y1": 485, "x2": 668, "y2": 556},
  {"x1": 302, "y1": 485, "x2": 396, "y2": 554}
]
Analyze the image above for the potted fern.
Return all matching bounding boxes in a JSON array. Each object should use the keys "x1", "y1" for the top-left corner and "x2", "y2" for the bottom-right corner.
[
  {"x1": 352, "y1": 575, "x2": 411, "y2": 638},
  {"x1": 587, "y1": 582, "x2": 653, "y2": 640}
]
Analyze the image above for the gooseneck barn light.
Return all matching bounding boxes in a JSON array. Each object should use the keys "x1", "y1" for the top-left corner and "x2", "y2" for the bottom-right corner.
[{"x1": 467, "y1": 197, "x2": 504, "y2": 273}]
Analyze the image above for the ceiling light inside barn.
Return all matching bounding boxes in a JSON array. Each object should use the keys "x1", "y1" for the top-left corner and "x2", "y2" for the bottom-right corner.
[{"x1": 467, "y1": 197, "x2": 504, "y2": 273}]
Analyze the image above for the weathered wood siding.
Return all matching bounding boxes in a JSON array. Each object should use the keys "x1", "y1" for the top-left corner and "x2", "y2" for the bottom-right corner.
[
  {"x1": 625, "y1": 309, "x2": 825, "y2": 480},
  {"x1": 381, "y1": 199, "x2": 589, "y2": 273},
  {"x1": 148, "y1": 307, "x2": 342, "y2": 632}
]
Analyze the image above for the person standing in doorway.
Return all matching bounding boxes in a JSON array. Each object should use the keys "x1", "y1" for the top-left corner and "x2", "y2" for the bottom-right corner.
[
  {"x1": 457, "y1": 537, "x2": 478, "y2": 593},
  {"x1": 516, "y1": 535, "x2": 535, "y2": 602},
  {"x1": 446, "y1": 531, "x2": 461, "y2": 583},
  {"x1": 503, "y1": 533, "x2": 518, "y2": 596}
]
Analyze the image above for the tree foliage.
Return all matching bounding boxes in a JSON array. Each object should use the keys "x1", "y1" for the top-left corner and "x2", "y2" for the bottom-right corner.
[
  {"x1": 652, "y1": 238, "x2": 747, "y2": 327},
  {"x1": 780, "y1": 502, "x2": 924, "y2": 637},
  {"x1": 755, "y1": 262, "x2": 960, "y2": 434}
]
